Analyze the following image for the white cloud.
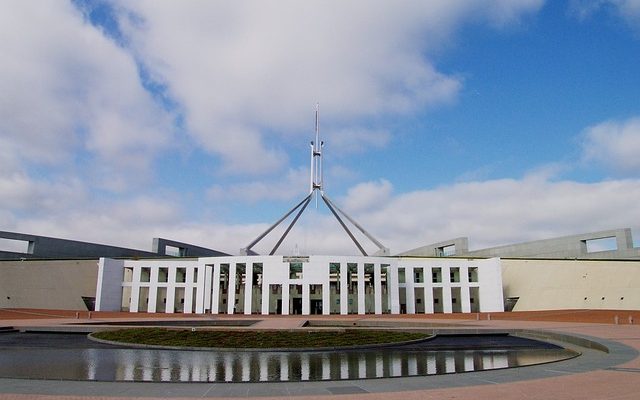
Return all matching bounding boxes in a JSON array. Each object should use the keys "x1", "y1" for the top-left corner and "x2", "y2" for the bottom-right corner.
[
  {"x1": 110, "y1": 0, "x2": 542, "y2": 175},
  {"x1": 571, "y1": 0, "x2": 640, "y2": 29},
  {"x1": 13, "y1": 0, "x2": 637, "y2": 259},
  {"x1": 6, "y1": 172, "x2": 639, "y2": 257},
  {"x1": 235, "y1": 175, "x2": 640, "y2": 255},
  {"x1": 0, "y1": 172, "x2": 87, "y2": 215},
  {"x1": 325, "y1": 128, "x2": 391, "y2": 154},
  {"x1": 207, "y1": 167, "x2": 308, "y2": 203},
  {"x1": 581, "y1": 117, "x2": 640, "y2": 175},
  {"x1": 352, "y1": 176, "x2": 640, "y2": 253},
  {"x1": 341, "y1": 179, "x2": 394, "y2": 213},
  {"x1": 0, "y1": 1, "x2": 172, "y2": 188}
]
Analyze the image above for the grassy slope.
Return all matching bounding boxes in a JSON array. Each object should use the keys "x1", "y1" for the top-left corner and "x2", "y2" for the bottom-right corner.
[{"x1": 92, "y1": 329, "x2": 429, "y2": 349}]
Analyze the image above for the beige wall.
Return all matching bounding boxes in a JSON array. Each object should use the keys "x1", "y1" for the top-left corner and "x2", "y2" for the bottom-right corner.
[
  {"x1": 0, "y1": 259, "x2": 98, "y2": 310},
  {"x1": 502, "y1": 259, "x2": 640, "y2": 311},
  {"x1": 2, "y1": 257, "x2": 640, "y2": 312}
]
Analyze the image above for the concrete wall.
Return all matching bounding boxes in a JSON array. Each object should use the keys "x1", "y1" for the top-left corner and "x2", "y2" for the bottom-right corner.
[
  {"x1": 152, "y1": 238, "x2": 229, "y2": 257},
  {"x1": 401, "y1": 228, "x2": 640, "y2": 260},
  {"x1": 501, "y1": 258, "x2": 640, "y2": 311},
  {"x1": 0, "y1": 230, "x2": 228, "y2": 260},
  {"x1": 396, "y1": 238, "x2": 469, "y2": 257},
  {"x1": 468, "y1": 229, "x2": 639, "y2": 259},
  {"x1": 0, "y1": 231, "x2": 159, "y2": 260},
  {"x1": 0, "y1": 259, "x2": 98, "y2": 310}
]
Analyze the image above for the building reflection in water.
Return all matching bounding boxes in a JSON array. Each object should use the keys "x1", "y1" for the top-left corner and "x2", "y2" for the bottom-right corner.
[
  {"x1": 93, "y1": 348, "x2": 574, "y2": 382},
  {"x1": 0, "y1": 345, "x2": 575, "y2": 383}
]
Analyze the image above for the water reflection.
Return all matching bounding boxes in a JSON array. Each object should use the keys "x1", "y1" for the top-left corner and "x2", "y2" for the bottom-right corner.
[{"x1": 0, "y1": 346, "x2": 576, "y2": 382}]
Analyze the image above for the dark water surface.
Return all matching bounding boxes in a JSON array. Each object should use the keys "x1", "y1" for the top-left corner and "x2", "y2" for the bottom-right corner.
[{"x1": 0, "y1": 332, "x2": 577, "y2": 382}]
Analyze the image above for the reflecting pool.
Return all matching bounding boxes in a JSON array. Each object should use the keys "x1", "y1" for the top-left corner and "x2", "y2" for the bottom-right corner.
[{"x1": 0, "y1": 333, "x2": 578, "y2": 382}]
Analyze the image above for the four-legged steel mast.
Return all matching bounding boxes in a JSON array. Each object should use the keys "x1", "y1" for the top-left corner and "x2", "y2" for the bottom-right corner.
[{"x1": 240, "y1": 105, "x2": 389, "y2": 256}]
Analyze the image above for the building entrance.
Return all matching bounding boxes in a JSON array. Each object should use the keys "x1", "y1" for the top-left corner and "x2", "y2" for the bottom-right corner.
[{"x1": 310, "y1": 299, "x2": 322, "y2": 315}]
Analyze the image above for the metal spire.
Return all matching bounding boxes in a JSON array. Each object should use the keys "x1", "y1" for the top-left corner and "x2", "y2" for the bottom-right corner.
[
  {"x1": 241, "y1": 104, "x2": 389, "y2": 256},
  {"x1": 310, "y1": 103, "x2": 324, "y2": 207}
]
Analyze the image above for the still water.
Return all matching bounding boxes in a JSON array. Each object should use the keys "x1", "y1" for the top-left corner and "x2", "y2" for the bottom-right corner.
[{"x1": 0, "y1": 333, "x2": 577, "y2": 382}]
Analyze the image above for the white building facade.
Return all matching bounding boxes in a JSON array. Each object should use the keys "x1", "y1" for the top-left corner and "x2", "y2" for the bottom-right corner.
[{"x1": 96, "y1": 255, "x2": 504, "y2": 315}]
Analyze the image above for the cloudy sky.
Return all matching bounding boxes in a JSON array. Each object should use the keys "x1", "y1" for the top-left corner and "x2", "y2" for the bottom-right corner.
[{"x1": 1, "y1": 0, "x2": 640, "y2": 256}]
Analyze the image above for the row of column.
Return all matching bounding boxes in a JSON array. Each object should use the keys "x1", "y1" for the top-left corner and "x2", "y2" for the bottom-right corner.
[
  {"x1": 124, "y1": 262, "x2": 481, "y2": 315},
  {"x1": 125, "y1": 265, "x2": 204, "y2": 313}
]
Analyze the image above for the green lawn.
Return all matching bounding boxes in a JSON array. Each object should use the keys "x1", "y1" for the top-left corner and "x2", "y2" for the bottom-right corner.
[{"x1": 92, "y1": 328, "x2": 429, "y2": 349}]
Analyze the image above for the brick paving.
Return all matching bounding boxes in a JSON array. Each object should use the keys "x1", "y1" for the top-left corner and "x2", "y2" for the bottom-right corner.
[{"x1": 1, "y1": 308, "x2": 639, "y2": 399}]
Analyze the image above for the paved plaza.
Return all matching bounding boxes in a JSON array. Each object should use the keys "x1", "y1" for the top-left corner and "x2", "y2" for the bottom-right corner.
[{"x1": 0, "y1": 309, "x2": 638, "y2": 399}]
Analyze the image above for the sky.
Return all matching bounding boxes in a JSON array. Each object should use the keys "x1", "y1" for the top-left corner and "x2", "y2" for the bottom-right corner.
[{"x1": 1, "y1": 0, "x2": 640, "y2": 256}]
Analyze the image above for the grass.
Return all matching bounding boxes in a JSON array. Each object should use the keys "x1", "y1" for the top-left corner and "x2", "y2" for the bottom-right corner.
[{"x1": 92, "y1": 328, "x2": 429, "y2": 349}]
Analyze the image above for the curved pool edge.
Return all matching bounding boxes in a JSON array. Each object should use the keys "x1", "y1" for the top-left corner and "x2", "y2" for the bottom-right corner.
[{"x1": 0, "y1": 324, "x2": 639, "y2": 398}]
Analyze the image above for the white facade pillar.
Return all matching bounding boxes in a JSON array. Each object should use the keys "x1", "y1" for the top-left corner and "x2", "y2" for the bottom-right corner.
[
  {"x1": 424, "y1": 278, "x2": 434, "y2": 314},
  {"x1": 147, "y1": 267, "x2": 159, "y2": 313},
  {"x1": 357, "y1": 262, "x2": 365, "y2": 315},
  {"x1": 211, "y1": 264, "x2": 221, "y2": 314},
  {"x1": 302, "y1": 284, "x2": 310, "y2": 315},
  {"x1": 261, "y1": 284, "x2": 270, "y2": 315},
  {"x1": 282, "y1": 284, "x2": 290, "y2": 315},
  {"x1": 166, "y1": 266, "x2": 176, "y2": 314},
  {"x1": 340, "y1": 263, "x2": 348, "y2": 315},
  {"x1": 95, "y1": 258, "x2": 124, "y2": 312},
  {"x1": 184, "y1": 267, "x2": 194, "y2": 313},
  {"x1": 389, "y1": 267, "x2": 400, "y2": 314},
  {"x1": 442, "y1": 266, "x2": 453, "y2": 313},
  {"x1": 130, "y1": 266, "x2": 141, "y2": 313},
  {"x1": 204, "y1": 265, "x2": 212, "y2": 313},
  {"x1": 195, "y1": 266, "x2": 206, "y2": 313},
  {"x1": 227, "y1": 263, "x2": 237, "y2": 314},
  {"x1": 322, "y1": 282, "x2": 330, "y2": 315},
  {"x1": 244, "y1": 264, "x2": 254, "y2": 315},
  {"x1": 460, "y1": 266, "x2": 471, "y2": 313},
  {"x1": 478, "y1": 258, "x2": 504, "y2": 312},
  {"x1": 406, "y1": 266, "x2": 415, "y2": 314},
  {"x1": 374, "y1": 263, "x2": 382, "y2": 314}
]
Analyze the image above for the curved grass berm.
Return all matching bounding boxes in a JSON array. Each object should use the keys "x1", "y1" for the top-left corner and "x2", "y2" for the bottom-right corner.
[{"x1": 92, "y1": 328, "x2": 429, "y2": 349}]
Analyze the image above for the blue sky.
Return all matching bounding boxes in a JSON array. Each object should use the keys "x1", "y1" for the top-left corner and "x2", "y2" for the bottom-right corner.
[{"x1": 1, "y1": 1, "x2": 640, "y2": 255}]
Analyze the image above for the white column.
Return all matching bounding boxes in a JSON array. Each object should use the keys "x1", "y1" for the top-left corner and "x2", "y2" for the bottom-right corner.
[
  {"x1": 322, "y1": 283, "x2": 330, "y2": 315},
  {"x1": 244, "y1": 264, "x2": 254, "y2": 315},
  {"x1": 130, "y1": 266, "x2": 141, "y2": 313},
  {"x1": 340, "y1": 264, "x2": 348, "y2": 315},
  {"x1": 147, "y1": 267, "x2": 159, "y2": 313},
  {"x1": 389, "y1": 266, "x2": 400, "y2": 314},
  {"x1": 442, "y1": 266, "x2": 453, "y2": 313},
  {"x1": 424, "y1": 275, "x2": 434, "y2": 314},
  {"x1": 95, "y1": 258, "x2": 124, "y2": 312},
  {"x1": 184, "y1": 267, "x2": 194, "y2": 313},
  {"x1": 302, "y1": 284, "x2": 310, "y2": 315},
  {"x1": 195, "y1": 266, "x2": 206, "y2": 313},
  {"x1": 460, "y1": 266, "x2": 471, "y2": 313},
  {"x1": 374, "y1": 263, "x2": 382, "y2": 314},
  {"x1": 227, "y1": 263, "x2": 237, "y2": 314},
  {"x1": 165, "y1": 266, "x2": 176, "y2": 314},
  {"x1": 211, "y1": 264, "x2": 220, "y2": 314},
  {"x1": 406, "y1": 266, "x2": 415, "y2": 314},
  {"x1": 204, "y1": 265, "x2": 212, "y2": 313},
  {"x1": 282, "y1": 284, "x2": 290, "y2": 315},
  {"x1": 357, "y1": 263, "x2": 365, "y2": 314},
  {"x1": 261, "y1": 283, "x2": 270, "y2": 315}
]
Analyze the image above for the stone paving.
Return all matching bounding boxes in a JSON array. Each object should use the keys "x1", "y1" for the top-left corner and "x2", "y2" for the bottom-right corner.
[{"x1": 0, "y1": 309, "x2": 639, "y2": 399}]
